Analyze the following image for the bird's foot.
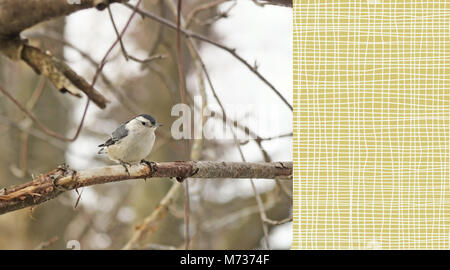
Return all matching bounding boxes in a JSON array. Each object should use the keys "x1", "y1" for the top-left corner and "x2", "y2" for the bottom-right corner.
[
  {"x1": 140, "y1": 159, "x2": 157, "y2": 178},
  {"x1": 119, "y1": 161, "x2": 131, "y2": 176},
  {"x1": 54, "y1": 163, "x2": 77, "y2": 187}
]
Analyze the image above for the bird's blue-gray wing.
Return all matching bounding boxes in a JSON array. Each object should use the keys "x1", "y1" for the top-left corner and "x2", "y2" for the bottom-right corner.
[
  {"x1": 98, "y1": 123, "x2": 128, "y2": 147},
  {"x1": 111, "y1": 123, "x2": 129, "y2": 141}
]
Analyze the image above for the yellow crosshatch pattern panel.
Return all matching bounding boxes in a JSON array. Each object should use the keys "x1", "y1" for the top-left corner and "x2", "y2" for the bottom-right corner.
[{"x1": 292, "y1": 1, "x2": 449, "y2": 249}]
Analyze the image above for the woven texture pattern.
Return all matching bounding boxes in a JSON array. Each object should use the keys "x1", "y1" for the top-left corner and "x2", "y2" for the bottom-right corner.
[{"x1": 293, "y1": 1, "x2": 449, "y2": 249}]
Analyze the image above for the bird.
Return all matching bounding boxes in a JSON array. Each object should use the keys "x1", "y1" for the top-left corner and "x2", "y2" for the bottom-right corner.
[{"x1": 98, "y1": 114, "x2": 162, "y2": 175}]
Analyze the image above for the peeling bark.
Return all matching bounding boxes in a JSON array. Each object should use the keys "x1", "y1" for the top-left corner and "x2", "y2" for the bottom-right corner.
[
  {"x1": 0, "y1": 0, "x2": 127, "y2": 108},
  {"x1": 21, "y1": 44, "x2": 110, "y2": 108}
]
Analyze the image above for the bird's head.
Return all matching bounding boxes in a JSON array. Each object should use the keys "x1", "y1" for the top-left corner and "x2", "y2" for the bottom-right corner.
[{"x1": 127, "y1": 114, "x2": 162, "y2": 132}]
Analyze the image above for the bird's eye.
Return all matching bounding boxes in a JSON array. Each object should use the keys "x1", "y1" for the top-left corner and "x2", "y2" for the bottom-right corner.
[{"x1": 141, "y1": 122, "x2": 146, "y2": 126}]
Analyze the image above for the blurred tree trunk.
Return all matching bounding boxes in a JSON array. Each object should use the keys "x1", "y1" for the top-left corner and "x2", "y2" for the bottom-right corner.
[
  {"x1": 0, "y1": 18, "x2": 72, "y2": 249},
  {"x1": 106, "y1": 0, "x2": 186, "y2": 248}
]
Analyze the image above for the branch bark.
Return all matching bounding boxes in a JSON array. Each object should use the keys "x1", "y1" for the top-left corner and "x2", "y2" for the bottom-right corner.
[
  {"x1": 0, "y1": 161, "x2": 292, "y2": 215},
  {"x1": 253, "y1": 0, "x2": 292, "y2": 7},
  {"x1": 0, "y1": 0, "x2": 127, "y2": 36},
  {"x1": 0, "y1": 0, "x2": 129, "y2": 109},
  {"x1": 21, "y1": 44, "x2": 109, "y2": 108}
]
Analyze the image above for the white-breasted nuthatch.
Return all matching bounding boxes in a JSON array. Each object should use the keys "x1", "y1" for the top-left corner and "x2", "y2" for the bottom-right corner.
[{"x1": 98, "y1": 114, "x2": 162, "y2": 174}]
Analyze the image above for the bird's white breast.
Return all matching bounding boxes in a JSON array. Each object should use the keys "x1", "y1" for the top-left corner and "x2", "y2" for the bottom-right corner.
[{"x1": 107, "y1": 127, "x2": 156, "y2": 164}]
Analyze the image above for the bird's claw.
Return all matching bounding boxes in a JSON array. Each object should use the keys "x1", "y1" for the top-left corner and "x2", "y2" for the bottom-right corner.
[
  {"x1": 55, "y1": 163, "x2": 77, "y2": 188},
  {"x1": 140, "y1": 160, "x2": 157, "y2": 178},
  {"x1": 120, "y1": 161, "x2": 131, "y2": 176}
]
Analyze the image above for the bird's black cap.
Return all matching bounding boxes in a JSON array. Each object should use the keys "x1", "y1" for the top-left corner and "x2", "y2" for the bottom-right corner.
[{"x1": 138, "y1": 114, "x2": 156, "y2": 125}]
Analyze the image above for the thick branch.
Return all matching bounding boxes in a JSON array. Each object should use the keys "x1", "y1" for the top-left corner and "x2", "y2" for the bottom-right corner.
[
  {"x1": 0, "y1": 0, "x2": 127, "y2": 37},
  {"x1": 0, "y1": 161, "x2": 292, "y2": 215},
  {"x1": 253, "y1": 0, "x2": 292, "y2": 7},
  {"x1": 0, "y1": 0, "x2": 125, "y2": 109},
  {"x1": 21, "y1": 45, "x2": 109, "y2": 108}
]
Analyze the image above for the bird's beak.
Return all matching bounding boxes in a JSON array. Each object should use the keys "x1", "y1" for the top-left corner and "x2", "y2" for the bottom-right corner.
[{"x1": 156, "y1": 122, "x2": 163, "y2": 127}]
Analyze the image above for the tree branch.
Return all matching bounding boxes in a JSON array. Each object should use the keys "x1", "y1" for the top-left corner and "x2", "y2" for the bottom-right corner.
[
  {"x1": 0, "y1": 161, "x2": 292, "y2": 215},
  {"x1": 252, "y1": 0, "x2": 292, "y2": 8},
  {"x1": 0, "y1": 0, "x2": 128, "y2": 36},
  {"x1": 21, "y1": 44, "x2": 109, "y2": 108},
  {"x1": 0, "y1": 0, "x2": 133, "y2": 110},
  {"x1": 185, "y1": 0, "x2": 232, "y2": 29},
  {"x1": 0, "y1": 0, "x2": 128, "y2": 109}
]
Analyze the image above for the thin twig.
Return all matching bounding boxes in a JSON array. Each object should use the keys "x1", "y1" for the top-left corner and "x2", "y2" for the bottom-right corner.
[
  {"x1": 0, "y1": 83, "x2": 88, "y2": 142},
  {"x1": 0, "y1": 116, "x2": 71, "y2": 153},
  {"x1": 185, "y1": 0, "x2": 232, "y2": 28},
  {"x1": 107, "y1": 4, "x2": 129, "y2": 61},
  {"x1": 194, "y1": 1, "x2": 237, "y2": 27},
  {"x1": 250, "y1": 178, "x2": 272, "y2": 248},
  {"x1": 210, "y1": 110, "x2": 293, "y2": 199},
  {"x1": 263, "y1": 216, "x2": 292, "y2": 225},
  {"x1": 91, "y1": 0, "x2": 143, "y2": 87},
  {"x1": 252, "y1": 0, "x2": 292, "y2": 7},
  {"x1": 122, "y1": 182, "x2": 181, "y2": 250},
  {"x1": 146, "y1": 243, "x2": 177, "y2": 250},
  {"x1": 167, "y1": 3, "x2": 276, "y2": 248},
  {"x1": 186, "y1": 43, "x2": 272, "y2": 249},
  {"x1": 34, "y1": 236, "x2": 59, "y2": 250},
  {"x1": 122, "y1": 3, "x2": 292, "y2": 111},
  {"x1": 201, "y1": 51, "x2": 271, "y2": 249},
  {"x1": 175, "y1": 0, "x2": 191, "y2": 250},
  {"x1": 107, "y1": 4, "x2": 167, "y2": 64},
  {"x1": 259, "y1": 132, "x2": 293, "y2": 141},
  {"x1": 201, "y1": 199, "x2": 276, "y2": 232},
  {"x1": 17, "y1": 77, "x2": 46, "y2": 178},
  {"x1": 128, "y1": 54, "x2": 166, "y2": 63},
  {"x1": 182, "y1": 8, "x2": 211, "y2": 252}
]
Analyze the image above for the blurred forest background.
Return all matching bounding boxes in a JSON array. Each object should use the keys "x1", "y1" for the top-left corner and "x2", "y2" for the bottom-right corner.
[{"x1": 0, "y1": 0, "x2": 292, "y2": 249}]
